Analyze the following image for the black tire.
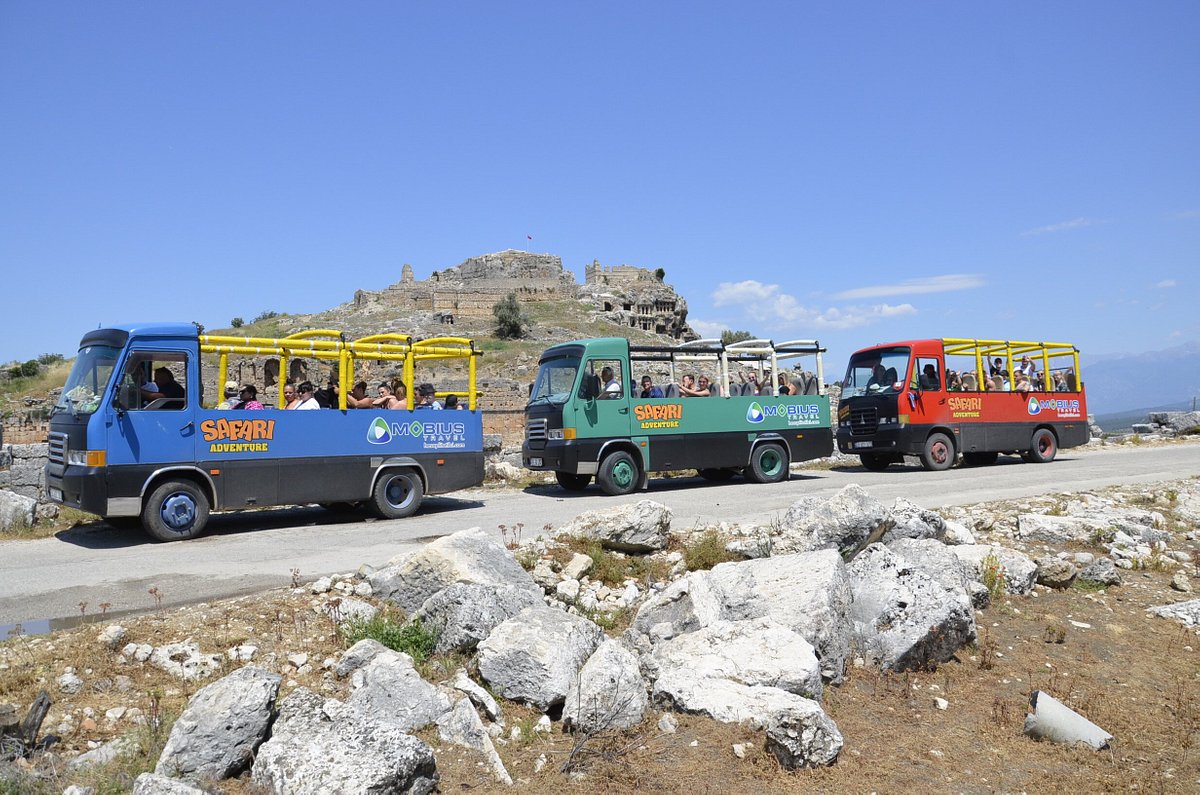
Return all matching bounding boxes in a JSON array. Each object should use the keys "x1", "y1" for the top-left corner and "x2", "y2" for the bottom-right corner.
[
  {"x1": 746, "y1": 443, "x2": 788, "y2": 484},
  {"x1": 1026, "y1": 428, "x2": 1057, "y2": 463},
  {"x1": 698, "y1": 468, "x2": 737, "y2": 482},
  {"x1": 369, "y1": 469, "x2": 425, "y2": 519},
  {"x1": 859, "y1": 453, "x2": 893, "y2": 471},
  {"x1": 962, "y1": 451, "x2": 999, "y2": 467},
  {"x1": 919, "y1": 432, "x2": 955, "y2": 472},
  {"x1": 555, "y1": 472, "x2": 592, "y2": 491},
  {"x1": 142, "y1": 480, "x2": 209, "y2": 542},
  {"x1": 597, "y1": 451, "x2": 640, "y2": 496}
]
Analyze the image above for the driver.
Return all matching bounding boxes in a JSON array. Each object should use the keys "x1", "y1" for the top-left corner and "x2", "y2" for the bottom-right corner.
[
  {"x1": 141, "y1": 367, "x2": 185, "y2": 408},
  {"x1": 866, "y1": 364, "x2": 888, "y2": 389}
]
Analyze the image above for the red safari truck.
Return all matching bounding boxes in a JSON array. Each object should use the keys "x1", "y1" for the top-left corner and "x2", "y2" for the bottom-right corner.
[{"x1": 835, "y1": 338, "x2": 1088, "y2": 471}]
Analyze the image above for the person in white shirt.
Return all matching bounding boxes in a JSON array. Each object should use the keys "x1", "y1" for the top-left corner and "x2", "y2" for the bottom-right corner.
[{"x1": 294, "y1": 381, "x2": 321, "y2": 410}]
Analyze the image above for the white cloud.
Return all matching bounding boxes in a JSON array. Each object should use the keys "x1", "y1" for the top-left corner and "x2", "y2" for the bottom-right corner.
[
  {"x1": 833, "y1": 273, "x2": 984, "y2": 300},
  {"x1": 687, "y1": 318, "x2": 728, "y2": 339},
  {"x1": 1021, "y1": 217, "x2": 1108, "y2": 236},
  {"x1": 710, "y1": 281, "x2": 917, "y2": 331},
  {"x1": 1155, "y1": 279, "x2": 1177, "y2": 289}
]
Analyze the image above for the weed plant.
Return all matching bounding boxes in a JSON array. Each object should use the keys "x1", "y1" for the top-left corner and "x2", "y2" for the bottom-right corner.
[{"x1": 342, "y1": 614, "x2": 438, "y2": 663}]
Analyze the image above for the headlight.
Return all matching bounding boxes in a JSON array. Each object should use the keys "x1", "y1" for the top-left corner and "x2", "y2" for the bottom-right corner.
[
  {"x1": 548, "y1": 429, "x2": 564, "y2": 440},
  {"x1": 67, "y1": 450, "x2": 87, "y2": 466},
  {"x1": 67, "y1": 450, "x2": 106, "y2": 467}
]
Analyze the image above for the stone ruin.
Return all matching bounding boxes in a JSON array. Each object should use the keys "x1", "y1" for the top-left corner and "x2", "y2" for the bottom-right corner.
[{"x1": 351, "y1": 249, "x2": 695, "y2": 340}]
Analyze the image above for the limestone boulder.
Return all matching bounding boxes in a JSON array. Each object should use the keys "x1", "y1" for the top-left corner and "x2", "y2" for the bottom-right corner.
[
  {"x1": 886, "y1": 538, "x2": 989, "y2": 609},
  {"x1": 1079, "y1": 557, "x2": 1122, "y2": 586},
  {"x1": 368, "y1": 527, "x2": 539, "y2": 615},
  {"x1": 251, "y1": 688, "x2": 439, "y2": 795},
  {"x1": 881, "y1": 498, "x2": 947, "y2": 543},
  {"x1": 476, "y1": 606, "x2": 604, "y2": 711},
  {"x1": 132, "y1": 773, "x2": 208, "y2": 794},
  {"x1": 1147, "y1": 599, "x2": 1200, "y2": 627},
  {"x1": 630, "y1": 549, "x2": 853, "y2": 680},
  {"x1": 951, "y1": 544, "x2": 1038, "y2": 596},
  {"x1": 652, "y1": 618, "x2": 823, "y2": 701},
  {"x1": 651, "y1": 675, "x2": 824, "y2": 730},
  {"x1": 1035, "y1": 557, "x2": 1078, "y2": 589},
  {"x1": 414, "y1": 583, "x2": 544, "y2": 654},
  {"x1": 846, "y1": 544, "x2": 976, "y2": 671},
  {"x1": 563, "y1": 639, "x2": 648, "y2": 733},
  {"x1": 149, "y1": 641, "x2": 223, "y2": 681},
  {"x1": 347, "y1": 650, "x2": 452, "y2": 732},
  {"x1": 555, "y1": 499, "x2": 672, "y2": 552},
  {"x1": 335, "y1": 639, "x2": 389, "y2": 678},
  {"x1": 155, "y1": 665, "x2": 280, "y2": 780},
  {"x1": 771, "y1": 483, "x2": 889, "y2": 556},
  {"x1": 451, "y1": 668, "x2": 502, "y2": 722},
  {"x1": 436, "y1": 700, "x2": 511, "y2": 786},
  {"x1": 0, "y1": 489, "x2": 36, "y2": 531},
  {"x1": 764, "y1": 699, "x2": 844, "y2": 768}
]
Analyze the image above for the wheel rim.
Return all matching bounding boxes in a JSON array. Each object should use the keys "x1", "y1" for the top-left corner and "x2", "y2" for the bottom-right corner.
[
  {"x1": 160, "y1": 492, "x2": 196, "y2": 531},
  {"x1": 384, "y1": 475, "x2": 416, "y2": 510},
  {"x1": 611, "y1": 460, "x2": 635, "y2": 489},
  {"x1": 759, "y1": 448, "x2": 783, "y2": 478},
  {"x1": 931, "y1": 441, "x2": 949, "y2": 464},
  {"x1": 1038, "y1": 434, "x2": 1055, "y2": 456}
]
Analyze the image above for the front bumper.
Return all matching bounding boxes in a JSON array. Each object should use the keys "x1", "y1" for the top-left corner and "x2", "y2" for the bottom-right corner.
[{"x1": 835, "y1": 425, "x2": 917, "y2": 455}]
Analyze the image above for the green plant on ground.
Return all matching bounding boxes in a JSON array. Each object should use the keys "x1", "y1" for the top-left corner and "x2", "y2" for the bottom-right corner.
[
  {"x1": 1130, "y1": 434, "x2": 1143, "y2": 445},
  {"x1": 980, "y1": 551, "x2": 1007, "y2": 602},
  {"x1": 683, "y1": 530, "x2": 737, "y2": 572},
  {"x1": 1072, "y1": 578, "x2": 1106, "y2": 593},
  {"x1": 493, "y1": 292, "x2": 529, "y2": 339},
  {"x1": 1089, "y1": 526, "x2": 1118, "y2": 547},
  {"x1": 341, "y1": 613, "x2": 438, "y2": 663}
]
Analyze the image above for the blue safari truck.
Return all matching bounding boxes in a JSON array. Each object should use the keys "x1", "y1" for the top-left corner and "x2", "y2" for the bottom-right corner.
[{"x1": 44, "y1": 323, "x2": 484, "y2": 541}]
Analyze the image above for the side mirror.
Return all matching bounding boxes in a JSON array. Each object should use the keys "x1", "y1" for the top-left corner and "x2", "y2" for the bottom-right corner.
[{"x1": 580, "y1": 375, "x2": 599, "y2": 401}]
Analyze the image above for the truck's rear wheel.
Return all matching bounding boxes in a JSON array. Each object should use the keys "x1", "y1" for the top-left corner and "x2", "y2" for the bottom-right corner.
[
  {"x1": 143, "y1": 480, "x2": 209, "y2": 542},
  {"x1": 919, "y1": 433, "x2": 955, "y2": 472},
  {"x1": 859, "y1": 453, "x2": 894, "y2": 471},
  {"x1": 597, "y1": 451, "x2": 639, "y2": 496},
  {"x1": 369, "y1": 469, "x2": 424, "y2": 519},
  {"x1": 1023, "y1": 428, "x2": 1057, "y2": 463},
  {"x1": 698, "y1": 468, "x2": 737, "y2": 482},
  {"x1": 746, "y1": 443, "x2": 788, "y2": 484},
  {"x1": 555, "y1": 472, "x2": 591, "y2": 491}
]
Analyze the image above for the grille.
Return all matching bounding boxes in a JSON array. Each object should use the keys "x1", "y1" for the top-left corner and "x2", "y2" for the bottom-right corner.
[
  {"x1": 849, "y1": 407, "x2": 878, "y2": 436},
  {"x1": 48, "y1": 431, "x2": 67, "y2": 465},
  {"x1": 525, "y1": 418, "x2": 548, "y2": 443}
]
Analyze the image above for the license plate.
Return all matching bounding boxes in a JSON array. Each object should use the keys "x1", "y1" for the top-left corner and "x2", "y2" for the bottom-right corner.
[
  {"x1": 529, "y1": 457, "x2": 543, "y2": 467},
  {"x1": 49, "y1": 487, "x2": 63, "y2": 502},
  {"x1": 853, "y1": 442, "x2": 871, "y2": 449}
]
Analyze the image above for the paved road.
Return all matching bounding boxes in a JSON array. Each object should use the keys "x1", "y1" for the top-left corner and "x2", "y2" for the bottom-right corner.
[{"x1": 3, "y1": 442, "x2": 1198, "y2": 630}]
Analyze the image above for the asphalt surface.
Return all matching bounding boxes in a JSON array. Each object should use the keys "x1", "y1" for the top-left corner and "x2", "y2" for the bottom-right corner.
[{"x1": 3, "y1": 442, "x2": 1198, "y2": 631}]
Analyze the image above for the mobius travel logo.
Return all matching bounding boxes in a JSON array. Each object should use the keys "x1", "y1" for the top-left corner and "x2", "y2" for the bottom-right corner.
[
  {"x1": 1027, "y1": 397, "x2": 1042, "y2": 416},
  {"x1": 366, "y1": 416, "x2": 468, "y2": 449},
  {"x1": 746, "y1": 402, "x2": 765, "y2": 424}
]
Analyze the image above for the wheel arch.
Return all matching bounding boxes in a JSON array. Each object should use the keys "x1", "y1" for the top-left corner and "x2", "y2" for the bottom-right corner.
[
  {"x1": 748, "y1": 433, "x2": 791, "y2": 468},
  {"x1": 139, "y1": 467, "x2": 218, "y2": 510},
  {"x1": 370, "y1": 457, "x2": 429, "y2": 495},
  {"x1": 926, "y1": 426, "x2": 958, "y2": 453},
  {"x1": 596, "y1": 439, "x2": 644, "y2": 471}
]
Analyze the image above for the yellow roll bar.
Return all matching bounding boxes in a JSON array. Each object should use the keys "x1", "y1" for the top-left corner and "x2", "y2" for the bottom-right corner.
[
  {"x1": 200, "y1": 329, "x2": 482, "y2": 411},
  {"x1": 941, "y1": 338, "x2": 1081, "y2": 392}
]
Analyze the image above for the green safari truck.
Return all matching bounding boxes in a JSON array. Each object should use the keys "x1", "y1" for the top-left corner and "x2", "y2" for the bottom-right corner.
[{"x1": 522, "y1": 336, "x2": 833, "y2": 495}]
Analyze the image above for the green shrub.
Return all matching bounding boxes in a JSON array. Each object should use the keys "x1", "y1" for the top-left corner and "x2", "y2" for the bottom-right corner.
[
  {"x1": 230, "y1": 317, "x2": 244, "y2": 328},
  {"x1": 493, "y1": 292, "x2": 529, "y2": 339},
  {"x1": 684, "y1": 530, "x2": 737, "y2": 571},
  {"x1": 980, "y1": 551, "x2": 1007, "y2": 602},
  {"x1": 342, "y1": 615, "x2": 438, "y2": 663}
]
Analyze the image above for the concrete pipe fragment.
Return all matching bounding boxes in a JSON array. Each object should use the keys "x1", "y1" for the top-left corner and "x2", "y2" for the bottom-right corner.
[{"x1": 1023, "y1": 690, "x2": 1112, "y2": 750}]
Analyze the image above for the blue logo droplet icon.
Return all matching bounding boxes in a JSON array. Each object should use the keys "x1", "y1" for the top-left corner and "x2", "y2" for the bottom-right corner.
[
  {"x1": 1027, "y1": 397, "x2": 1042, "y2": 416},
  {"x1": 746, "y1": 402, "x2": 765, "y2": 423},
  {"x1": 367, "y1": 417, "x2": 392, "y2": 444}
]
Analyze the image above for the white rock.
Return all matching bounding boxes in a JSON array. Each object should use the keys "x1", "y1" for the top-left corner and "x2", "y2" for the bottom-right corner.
[
  {"x1": 309, "y1": 576, "x2": 333, "y2": 594},
  {"x1": 556, "y1": 500, "x2": 672, "y2": 552},
  {"x1": 96, "y1": 625, "x2": 127, "y2": 650},
  {"x1": 563, "y1": 639, "x2": 648, "y2": 733},
  {"x1": 477, "y1": 607, "x2": 604, "y2": 711}
]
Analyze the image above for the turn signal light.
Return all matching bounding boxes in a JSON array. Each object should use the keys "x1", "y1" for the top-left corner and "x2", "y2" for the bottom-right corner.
[{"x1": 86, "y1": 450, "x2": 106, "y2": 467}]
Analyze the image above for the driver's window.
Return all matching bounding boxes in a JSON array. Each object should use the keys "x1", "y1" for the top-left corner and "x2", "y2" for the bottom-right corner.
[
  {"x1": 121, "y1": 352, "x2": 188, "y2": 411},
  {"x1": 581, "y1": 359, "x2": 625, "y2": 400},
  {"x1": 914, "y1": 357, "x2": 942, "y2": 391}
]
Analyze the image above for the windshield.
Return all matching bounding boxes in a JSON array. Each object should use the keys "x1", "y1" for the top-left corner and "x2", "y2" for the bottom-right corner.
[
  {"x1": 54, "y1": 345, "x2": 120, "y2": 416},
  {"x1": 529, "y1": 355, "x2": 580, "y2": 406},
  {"x1": 842, "y1": 347, "x2": 910, "y2": 398}
]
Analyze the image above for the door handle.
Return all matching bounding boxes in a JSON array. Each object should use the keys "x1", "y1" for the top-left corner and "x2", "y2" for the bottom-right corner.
[{"x1": 618, "y1": 408, "x2": 629, "y2": 414}]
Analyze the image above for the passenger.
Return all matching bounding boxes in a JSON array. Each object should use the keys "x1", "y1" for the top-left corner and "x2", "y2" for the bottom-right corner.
[
  {"x1": 373, "y1": 382, "x2": 405, "y2": 410},
  {"x1": 919, "y1": 363, "x2": 940, "y2": 390},
  {"x1": 1018, "y1": 356, "x2": 1037, "y2": 378},
  {"x1": 294, "y1": 381, "x2": 321, "y2": 410},
  {"x1": 989, "y1": 357, "x2": 1005, "y2": 377},
  {"x1": 678, "y1": 374, "x2": 709, "y2": 397},
  {"x1": 600, "y1": 367, "x2": 622, "y2": 398},
  {"x1": 218, "y1": 380, "x2": 240, "y2": 410},
  {"x1": 1066, "y1": 369, "x2": 1077, "y2": 391},
  {"x1": 314, "y1": 376, "x2": 338, "y2": 409},
  {"x1": 640, "y1": 375, "x2": 664, "y2": 398},
  {"x1": 776, "y1": 372, "x2": 788, "y2": 395},
  {"x1": 415, "y1": 383, "x2": 444, "y2": 410},
  {"x1": 282, "y1": 383, "x2": 299, "y2": 410},
  {"x1": 346, "y1": 380, "x2": 374, "y2": 409},
  {"x1": 444, "y1": 394, "x2": 461, "y2": 410},
  {"x1": 1053, "y1": 372, "x2": 1068, "y2": 392},
  {"x1": 697, "y1": 375, "x2": 719, "y2": 396},
  {"x1": 233, "y1": 384, "x2": 265, "y2": 410},
  {"x1": 947, "y1": 371, "x2": 963, "y2": 392},
  {"x1": 1014, "y1": 373, "x2": 1032, "y2": 392},
  {"x1": 141, "y1": 367, "x2": 185, "y2": 407},
  {"x1": 745, "y1": 371, "x2": 761, "y2": 395}
]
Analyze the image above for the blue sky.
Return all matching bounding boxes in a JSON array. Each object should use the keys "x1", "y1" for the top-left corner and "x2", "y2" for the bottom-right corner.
[{"x1": 2, "y1": 2, "x2": 1197, "y2": 375}]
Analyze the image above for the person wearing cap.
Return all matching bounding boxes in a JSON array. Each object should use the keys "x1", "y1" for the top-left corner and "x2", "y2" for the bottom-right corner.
[
  {"x1": 218, "y1": 380, "x2": 240, "y2": 410},
  {"x1": 233, "y1": 384, "x2": 264, "y2": 410},
  {"x1": 415, "y1": 383, "x2": 443, "y2": 410}
]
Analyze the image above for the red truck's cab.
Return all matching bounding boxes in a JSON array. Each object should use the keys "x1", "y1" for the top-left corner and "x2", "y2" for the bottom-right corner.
[{"x1": 835, "y1": 338, "x2": 1088, "y2": 471}]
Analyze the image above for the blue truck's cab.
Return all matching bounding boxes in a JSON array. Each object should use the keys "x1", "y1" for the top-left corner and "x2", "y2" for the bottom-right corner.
[{"x1": 45, "y1": 323, "x2": 484, "y2": 541}]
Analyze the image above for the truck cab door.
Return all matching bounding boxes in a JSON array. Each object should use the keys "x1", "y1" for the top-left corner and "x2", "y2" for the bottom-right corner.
[
  {"x1": 908, "y1": 354, "x2": 947, "y2": 425},
  {"x1": 575, "y1": 357, "x2": 633, "y2": 442}
]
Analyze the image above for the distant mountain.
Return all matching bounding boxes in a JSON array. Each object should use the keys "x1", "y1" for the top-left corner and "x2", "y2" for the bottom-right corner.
[{"x1": 1083, "y1": 340, "x2": 1200, "y2": 415}]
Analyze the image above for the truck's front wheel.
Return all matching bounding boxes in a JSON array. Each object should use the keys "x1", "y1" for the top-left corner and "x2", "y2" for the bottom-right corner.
[
  {"x1": 597, "y1": 451, "x2": 639, "y2": 496},
  {"x1": 143, "y1": 480, "x2": 209, "y2": 542},
  {"x1": 919, "y1": 433, "x2": 955, "y2": 471},
  {"x1": 555, "y1": 472, "x2": 591, "y2": 492},
  {"x1": 859, "y1": 453, "x2": 894, "y2": 471}
]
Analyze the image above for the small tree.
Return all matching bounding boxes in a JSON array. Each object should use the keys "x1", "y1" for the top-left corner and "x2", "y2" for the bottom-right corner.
[
  {"x1": 720, "y1": 329, "x2": 754, "y2": 345},
  {"x1": 19, "y1": 360, "x2": 39, "y2": 378},
  {"x1": 654, "y1": 267, "x2": 666, "y2": 282},
  {"x1": 493, "y1": 292, "x2": 529, "y2": 339},
  {"x1": 253, "y1": 310, "x2": 279, "y2": 323},
  {"x1": 37, "y1": 352, "x2": 64, "y2": 365},
  {"x1": 230, "y1": 317, "x2": 244, "y2": 328}
]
